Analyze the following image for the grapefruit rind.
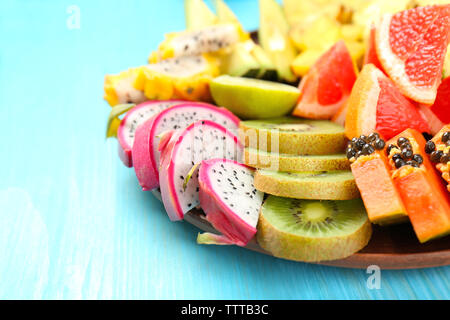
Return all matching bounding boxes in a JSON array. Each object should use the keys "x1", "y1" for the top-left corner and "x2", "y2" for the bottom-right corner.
[{"x1": 376, "y1": 10, "x2": 449, "y2": 105}]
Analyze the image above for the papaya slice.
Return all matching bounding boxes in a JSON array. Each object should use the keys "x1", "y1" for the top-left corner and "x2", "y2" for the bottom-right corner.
[
  {"x1": 350, "y1": 151, "x2": 407, "y2": 226},
  {"x1": 387, "y1": 128, "x2": 450, "y2": 243},
  {"x1": 430, "y1": 124, "x2": 450, "y2": 192}
]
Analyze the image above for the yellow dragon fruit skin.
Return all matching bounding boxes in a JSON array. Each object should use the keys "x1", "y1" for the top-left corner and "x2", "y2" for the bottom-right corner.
[{"x1": 134, "y1": 55, "x2": 220, "y2": 102}]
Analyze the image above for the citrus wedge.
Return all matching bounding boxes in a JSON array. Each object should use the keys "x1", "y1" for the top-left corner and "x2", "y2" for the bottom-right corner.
[
  {"x1": 292, "y1": 41, "x2": 357, "y2": 120},
  {"x1": 375, "y1": 4, "x2": 450, "y2": 104},
  {"x1": 345, "y1": 64, "x2": 430, "y2": 140}
]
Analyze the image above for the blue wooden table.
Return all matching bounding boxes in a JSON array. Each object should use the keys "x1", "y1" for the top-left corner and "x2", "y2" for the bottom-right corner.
[{"x1": 0, "y1": 0, "x2": 448, "y2": 299}]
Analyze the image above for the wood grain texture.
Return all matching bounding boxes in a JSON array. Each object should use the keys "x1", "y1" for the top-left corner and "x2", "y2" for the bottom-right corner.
[
  {"x1": 186, "y1": 211, "x2": 450, "y2": 269},
  {"x1": 0, "y1": 0, "x2": 448, "y2": 300}
]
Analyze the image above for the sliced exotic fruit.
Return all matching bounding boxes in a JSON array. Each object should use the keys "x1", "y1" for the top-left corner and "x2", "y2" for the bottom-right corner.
[
  {"x1": 210, "y1": 75, "x2": 300, "y2": 119},
  {"x1": 134, "y1": 55, "x2": 219, "y2": 102},
  {"x1": 428, "y1": 125, "x2": 450, "y2": 192},
  {"x1": 197, "y1": 159, "x2": 264, "y2": 246},
  {"x1": 257, "y1": 196, "x2": 372, "y2": 262},
  {"x1": 362, "y1": 24, "x2": 384, "y2": 72},
  {"x1": 330, "y1": 102, "x2": 348, "y2": 126},
  {"x1": 429, "y1": 76, "x2": 450, "y2": 124},
  {"x1": 239, "y1": 117, "x2": 346, "y2": 155},
  {"x1": 149, "y1": 24, "x2": 247, "y2": 62},
  {"x1": 159, "y1": 120, "x2": 243, "y2": 221},
  {"x1": 375, "y1": 4, "x2": 450, "y2": 104},
  {"x1": 185, "y1": 0, "x2": 218, "y2": 30},
  {"x1": 345, "y1": 64, "x2": 430, "y2": 140},
  {"x1": 292, "y1": 41, "x2": 357, "y2": 120},
  {"x1": 243, "y1": 148, "x2": 350, "y2": 172},
  {"x1": 258, "y1": 0, "x2": 298, "y2": 82},
  {"x1": 132, "y1": 103, "x2": 240, "y2": 191},
  {"x1": 387, "y1": 129, "x2": 450, "y2": 243},
  {"x1": 117, "y1": 100, "x2": 183, "y2": 167},
  {"x1": 104, "y1": 67, "x2": 147, "y2": 106},
  {"x1": 348, "y1": 133, "x2": 408, "y2": 225},
  {"x1": 254, "y1": 170, "x2": 359, "y2": 200},
  {"x1": 417, "y1": 104, "x2": 445, "y2": 136}
]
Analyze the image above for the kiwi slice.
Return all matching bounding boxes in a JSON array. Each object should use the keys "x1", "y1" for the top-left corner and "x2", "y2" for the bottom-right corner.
[
  {"x1": 254, "y1": 170, "x2": 359, "y2": 200},
  {"x1": 257, "y1": 196, "x2": 372, "y2": 262},
  {"x1": 239, "y1": 117, "x2": 346, "y2": 155},
  {"x1": 244, "y1": 148, "x2": 350, "y2": 172}
]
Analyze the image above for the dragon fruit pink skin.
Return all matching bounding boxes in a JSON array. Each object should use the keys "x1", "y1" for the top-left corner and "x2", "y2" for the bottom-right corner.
[
  {"x1": 132, "y1": 103, "x2": 240, "y2": 191},
  {"x1": 198, "y1": 159, "x2": 263, "y2": 246},
  {"x1": 159, "y1": 120, "x2": 243, "y2": 221},
  {"x1": 117, "y1": 100, "x2": 184, "y2": 167}
]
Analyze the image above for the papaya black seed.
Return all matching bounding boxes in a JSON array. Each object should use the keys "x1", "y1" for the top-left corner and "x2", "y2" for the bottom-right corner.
[
  {"x1": 362, "y1": 144, "x2": 375, "y2": 155},
  {"x1": 386, "y1": 144, "x2": 398, "y2": 155},
  {"x1": 368, "y1": 132, "x2": 379, "y2": 142},
  {"x1": 412, "y1": 154, "x2": 423, "y2": 164},
  {"x1": 394, "y1": 158, "x2": 405, "y2": 168},
  {"x1": 359, "y1": 135, "x2": 367, "y2": 142},
  {"x1": 402, "y1": 148, "x2": 413, "y2": 160},
  {"x1": 424, "y1": 140, "x2": 436, "y2": 154},
  {"x1": 346, "y1": 148, "x2": 356, "y2": 159},
  {"x1": 374, "y1": 138, "x2": 385, "y2": 150},
  {"x1": 406, "y1": 160, "x2": 419, "y2": 168},
  {"x1": 355, "y1": 138, "x2": 365, "y2": 150},
  {"x1": 392, "y1": 153, "x2": 403, "y2": 161},
  {"x1": 397, "y1": 137, "x2": 409, "y2": 147},
  {"x1": 430, "y1": 150, "x2": 443, "y2": 163},
  {"x1": 442, "y1": 131, "x2": 450, "y2": 143},
  {"x1": 440, "y1": 153, "x2": 450, "y2": 164}
]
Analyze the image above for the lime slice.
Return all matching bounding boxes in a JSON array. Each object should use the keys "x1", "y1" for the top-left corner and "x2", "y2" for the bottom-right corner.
[{"x1": 210, "y1": 75, "x2": 300, "y2": 119}]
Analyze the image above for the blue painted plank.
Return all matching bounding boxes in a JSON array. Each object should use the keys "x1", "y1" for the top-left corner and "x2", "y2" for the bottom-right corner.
[{"x1": 0, "y1": 0, "x2": 448, "y2": 299}]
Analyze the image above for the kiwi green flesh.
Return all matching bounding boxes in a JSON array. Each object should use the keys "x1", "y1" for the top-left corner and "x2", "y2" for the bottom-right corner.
[
  {"x1": 239, "y1": 117, "x2": 346, "y2": 155},
  {"x1": 254, "y1": 169, "x2": 359, "y2": 200},
  {"x1": 259, "y1": 170, "x2": 354, "y2": 182},
  {"x1": 244, "y1": 148, "x2": 350, "y2": 171},
  {"x1": 261, "y1": 196, "x2": 368, "y2": 239},
  {"x1": 241, "y1": 117, "x2": 345, "y2": 134}
]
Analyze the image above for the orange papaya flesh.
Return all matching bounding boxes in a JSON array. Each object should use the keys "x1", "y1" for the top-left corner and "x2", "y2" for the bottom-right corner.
[
  {"x1": 394, "y1": 168, "x2": 450, "y2": 243},
  {"x1": 350, "y1": 151, "x2": 407, "y2": 225},
  {"x1": 387, "y1": 128, "x2": 450, "y2": 243},
  {"x1": 431, "y1": 124, "x2": 450, "y2": 192}
]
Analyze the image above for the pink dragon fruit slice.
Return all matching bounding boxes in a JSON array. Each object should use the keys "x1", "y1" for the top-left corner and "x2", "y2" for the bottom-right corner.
[
  {"x1": 159, "y1": 120, "x2": 243, "y2": 221},
  {"x1": 132, "y1": 103, "x2": 240, "y2": 191},
  {"x1": 197, "y1": 159, "x2": 263, "y2": 246},
  {"x1": 117, "y1": 100, "x2": 183, "y2": 167}
]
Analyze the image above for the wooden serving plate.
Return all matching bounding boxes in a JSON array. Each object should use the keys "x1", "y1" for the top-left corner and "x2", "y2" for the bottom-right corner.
[{"x1": 185, "y1": 209, "x2": 450, "y2": 269}]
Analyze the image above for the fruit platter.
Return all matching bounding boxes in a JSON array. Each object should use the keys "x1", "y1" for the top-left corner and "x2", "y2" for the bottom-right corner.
[{"x1": 104, "y1": 0, "x2": 450, "y2": 269}]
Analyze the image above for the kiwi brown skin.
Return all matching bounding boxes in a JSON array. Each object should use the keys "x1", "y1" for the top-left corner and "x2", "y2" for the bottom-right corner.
[
  {"x1": 254, "y1": 170, "x2": 360, "y2": 200},
  {"x1": 256, "y1": 196, "x2": 372, "y2": 262},
  {"x1": 257, "y1": 214, "x2": 372, "y2": 262},
  {"x1": 243, "y1": 148, "x2": 350, "y2": 172},
  {"x1": 239, "y1": 118, "x2": 347, "y2": 155}
]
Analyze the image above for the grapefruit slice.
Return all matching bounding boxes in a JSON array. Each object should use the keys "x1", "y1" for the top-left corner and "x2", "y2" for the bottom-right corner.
[
  {"x1": 430, "y1": 76, "x2": 450, "y2": 124},
  {"x1": 363, "y1": 24, "x2": 384, "y2": 72},
  {"x1": 375, "y1": 4, "x2": 450, "y2": 104},
  {"x1": 417, "y1": 76, "x2": 450, "y2": 135},
  {"x1": 345, "y1": 64, "x2": 430, "y2": 140},
  {"x1": 292, "y1": 41, "x2": 357, "y2": 120}
]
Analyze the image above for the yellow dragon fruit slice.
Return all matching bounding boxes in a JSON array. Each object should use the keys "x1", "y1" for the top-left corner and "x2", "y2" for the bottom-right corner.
[
  {"x1": 104, "y1": 55, "x2": 219, "y2": 105},
  {"x1": 135, "y1": 55, "x2": 219, "y2": 102},
  {"x1": 149, "y1": 24, "x2": 248, "y2": 63},
  {"x1": 104, "y1": 67, "x2": 147, "y2": 106}
]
